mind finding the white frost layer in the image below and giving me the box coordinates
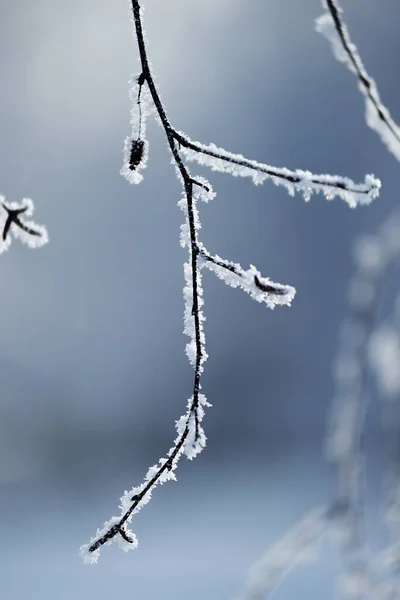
[316,2,400,162]
[177,132,380,208]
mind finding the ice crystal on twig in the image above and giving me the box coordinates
[81,0,380,562]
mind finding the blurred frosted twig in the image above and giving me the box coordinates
[0,196,48,252]
[238,500,388,600]
[238,507,328,600]
[367,237,400,596]
[238,287,400,599]
[316,0,400,161]
[328,211,400,598]
[80,0,380,563]
[315,2,400,594]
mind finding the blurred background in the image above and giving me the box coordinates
[0,0,400,597]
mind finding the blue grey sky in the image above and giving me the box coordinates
[1,1,400,598]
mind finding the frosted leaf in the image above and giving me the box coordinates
[176,132,380,207]
[316,1,400,162]
[0,197,48,252]
[369,326,400,399]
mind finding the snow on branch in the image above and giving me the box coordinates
[80,0,380,563]
[0,196,48,252]
[316,0,400,162]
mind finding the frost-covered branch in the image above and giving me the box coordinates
[316,0,400,161]
[80,0,380,563]
[0,196,48,252]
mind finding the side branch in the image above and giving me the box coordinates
[198,245,295,309]
[0,197,48,252]
[174,130,380,208]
